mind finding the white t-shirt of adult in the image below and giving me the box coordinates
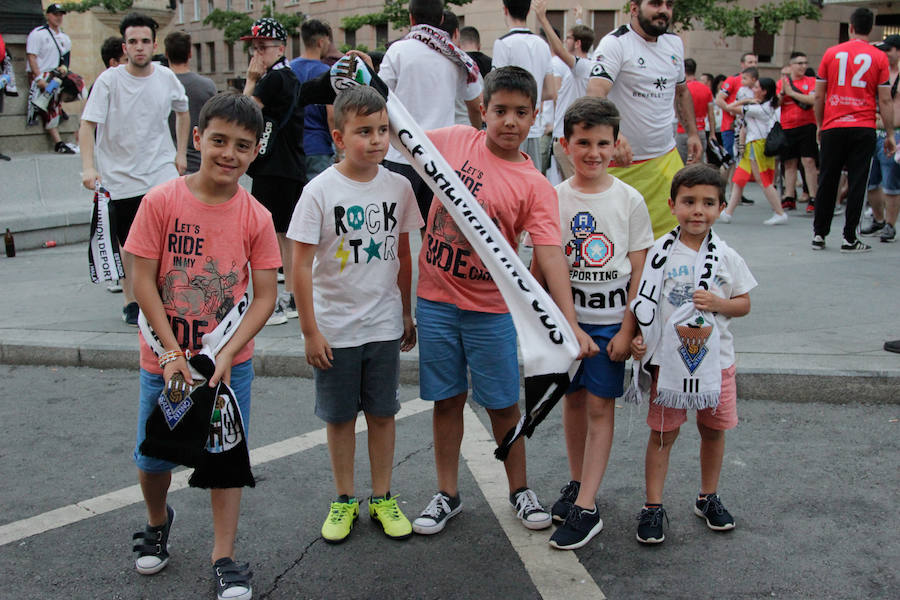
[556,177,653,325]
[379,38,483,165]
[492,29,553,139]
[654,240,757,369]
[743,102,777,143]
[552,57,597,140]
[81,64,189,200]
[286,165,424,348]
[592,25,685,160]
[25,25,71,73]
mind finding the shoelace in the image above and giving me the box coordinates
[421,493,451,520]
[702,495,726,516]
[374,497,403,521]
[638,507,668,528]
[514,489,544,519]
[560,481,579,502]
[328,503,352,524]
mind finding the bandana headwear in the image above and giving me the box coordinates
[403,24,480,84]
[625,227,724,410]
[240,17,287,42]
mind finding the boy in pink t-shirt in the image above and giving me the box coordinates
[124,93,280,600]
[412,66,596,536]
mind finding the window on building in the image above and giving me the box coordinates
[752,17,774,63]
[207,42,216,73]
[225,0,231,9]
[544,10,565,40]
[193,0,200,21]
[291,34,301,59]
[207,0,214,16]
[592,10,616,39]
[245,0,252,12]
[838,23,849,44]
[345,29,356,48]
[177,0,184,24]
[194,43,203,72]
[226,42,234,72]
[376,23,388,48]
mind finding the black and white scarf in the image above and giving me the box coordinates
[138,294,255,488]
[88,184,125,284]
[404,24,480,84]
[625,227,723,410]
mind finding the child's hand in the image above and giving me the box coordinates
[163,355,193,388]
[401,315,417,352]
[304,331,334,370]
[606,330,632,362]
[246,54,265,83]
[631,335,647,361]
[209,349,234,387]
[693,289,723,313]
[575,327,600,359]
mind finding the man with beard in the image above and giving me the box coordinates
[588,0,701,237]
[80,13,189,325]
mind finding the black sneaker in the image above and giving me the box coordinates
[636,505,668,544]
[840,238,872,254]
[549,504,603,550]
[212,557,252,600]
[510,487,552,530]
[861,220,886,236]
[54,141,75,154]
[123,301,139,326]
[694,493,735,531]
[740,195,755,205]
[551,480,580,523]
[132,505,175,575]
[413,491,461,535]
[884,340,900,354]
[811,235,825,250]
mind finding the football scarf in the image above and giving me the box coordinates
[404,24,481,84]
[88,184,125,284]
[330,57,581,461]
[138,294,255,488]
[625,227,723,410]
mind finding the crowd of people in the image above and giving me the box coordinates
[44,1,897,598]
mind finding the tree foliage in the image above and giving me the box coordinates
[670,0,821,38]
[342,0,473,33]
[59,0,133,13]
[204,6,305,45]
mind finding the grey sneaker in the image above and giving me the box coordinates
[280,293,298,319]
[861,220,885,236]
[880,223,896,243]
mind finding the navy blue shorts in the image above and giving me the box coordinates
[567,323,625,399]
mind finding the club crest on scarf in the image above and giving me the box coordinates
[675,314,711,374]
[207,391,244,454]
[157,382,193,431]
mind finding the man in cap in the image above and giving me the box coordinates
[241,18,305,325]
[862,34,900,243]
[26,3,75,153]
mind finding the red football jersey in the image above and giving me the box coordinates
[776,75,817,130]
[817,39,889,130]
[717,74,742,131]
[678,79,714,133]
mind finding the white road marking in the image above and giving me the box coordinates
[1,398,605,599]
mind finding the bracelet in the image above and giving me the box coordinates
[158,350,185,368]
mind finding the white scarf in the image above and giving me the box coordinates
[88,184,125,284]
[404,24,481,84]
[625,227,723,409]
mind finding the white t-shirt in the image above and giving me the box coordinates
[655,240,757,369]
[81,65,188,200]
[556,177,654,325]
[379,38,482,165]
[25,25,71,73]
[286,165,424,348]
[742,102,777,143]
[592,25,685,160]
[552,57,597,140]
[492,29,553,139]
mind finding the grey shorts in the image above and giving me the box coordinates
[314,338,402,423]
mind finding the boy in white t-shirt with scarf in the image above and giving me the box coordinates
[629,164,757,545]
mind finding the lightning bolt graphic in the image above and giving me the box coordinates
[335,237,350,272]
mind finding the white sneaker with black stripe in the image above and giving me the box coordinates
[840,238,872,254]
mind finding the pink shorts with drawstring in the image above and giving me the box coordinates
[646,364,738,433]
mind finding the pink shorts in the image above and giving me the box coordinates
[646,364,738,433]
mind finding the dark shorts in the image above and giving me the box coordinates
[313,339,402,423]
[113,195,144,247]
[251,176,305,233]
[567,323,626,399]
[383,160,432,228]
[781,123,818,160]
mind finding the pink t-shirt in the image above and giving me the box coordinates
[417,126,561,313]
[124,177,282,374]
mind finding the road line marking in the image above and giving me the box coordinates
[461,405,605,600]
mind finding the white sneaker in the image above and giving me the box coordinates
[279,293,298,319]
[718,212,732,224]
[265,303,287,326]
[107,281,123,293]
[763,212,788,226]
[413,492,462,535]
[510,488,551,530]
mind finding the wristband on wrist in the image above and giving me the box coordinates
[158,350,185,368]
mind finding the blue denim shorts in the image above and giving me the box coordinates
[134,360,254,473]
[867,131,900,195]
[567,323,626,399]
[416,297,519,410]
[314,338,401,423]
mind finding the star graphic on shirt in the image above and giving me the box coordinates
[363,238,382,263]
[654,77,667,90]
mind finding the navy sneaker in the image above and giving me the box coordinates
[132,505,175,575]
[551,480,580,523]
[636,505,668,544]
[212,557,252,600]
[694,493,735,531]
[549,504,603,550]
[413,491,461,535]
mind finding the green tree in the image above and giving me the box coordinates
[669,0,820,38]
[204,6,305,45]
[59,0,133,13]
[341,0,474,34]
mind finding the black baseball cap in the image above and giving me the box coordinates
[876,34,900,51]
[46,4,67,14]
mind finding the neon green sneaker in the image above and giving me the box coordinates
[369,494,412,540]
[321,497,359,544]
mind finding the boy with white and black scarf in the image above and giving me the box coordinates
[628,164,757,544]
